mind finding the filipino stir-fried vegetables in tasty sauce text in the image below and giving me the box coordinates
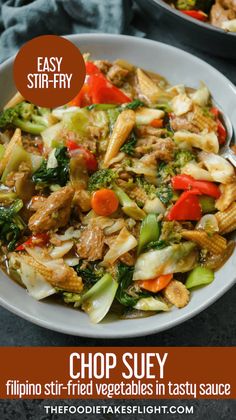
[0,55,235,323]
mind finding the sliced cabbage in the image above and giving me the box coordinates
[127,158,158,178]
[199,151,235,184]
[135,108,164,125]
[9,254,56,300]
[190,82,210,107]
[41,122,63,149]
[134,297,169,312]
[171,93,192,116]
[181,162,213,181]
[143,197,166,214]
[174,131,219,154]
[133,242,197,281]
[47,149,58,169]
[81,273,118,323]
[50,241,74,259]
[53,227,81,241]
[103,227,137,266]
[52,106,80,119]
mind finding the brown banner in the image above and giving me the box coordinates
[0,347,234,399]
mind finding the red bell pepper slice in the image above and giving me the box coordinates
[181,10,208,21]
[88,73,131,105]
[69,84,92,107]
[85,61,101,75]
[167,189,202,221]
[216,119,227,145]
[210,107,227,145]
[171,174,221,199]
[16,233,49,251]
[66,140,98,172]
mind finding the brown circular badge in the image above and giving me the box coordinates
[14,35,86,108]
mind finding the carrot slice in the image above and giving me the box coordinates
[138,274,173,293]
[91,189,119,216]
[150,118,163,128]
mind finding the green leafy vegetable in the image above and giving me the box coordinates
[0,199,25,251]
[88,169,118,192]
[122,100,144,110]
[81,273,118,323]
[185,266,214,289]
[116,263,148,307]
[138,214,161,255]
[74,261,104,288]
[145,240,167,251]
[113,184,145,220]
[120,132,137,156]
[0,102,54,134]
[32,147,69,187]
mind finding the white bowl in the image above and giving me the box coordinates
[0,34,236,338]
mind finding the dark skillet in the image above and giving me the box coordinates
[136,0,236,59]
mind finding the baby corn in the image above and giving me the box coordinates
[0,128,22,175]
[192,106,217,132]
[216,183,236,212]
[136,68,163,104]
[181,229,227,254]
[215,202,236,234]
[18,253,83,293]
[103,109,135,167]
[163,280,190,308]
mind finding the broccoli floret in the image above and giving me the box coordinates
[0,107,19,128]
[0,199,25,251]
[0,102,53,135]
[160,221,182,244]
[174,150,195,169]
[120,132,137,156]
[88,169,118,192]
[63,292,82,307]
[156,185,173,205]
[136,177,157,199]
[157,162,176,183]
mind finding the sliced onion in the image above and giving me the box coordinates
[196,214,219,234]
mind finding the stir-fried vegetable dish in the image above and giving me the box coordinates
[0,55,235,323]
[166,1,236,32]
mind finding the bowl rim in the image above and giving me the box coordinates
[0,33,236,338]
[147,0,236,38]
